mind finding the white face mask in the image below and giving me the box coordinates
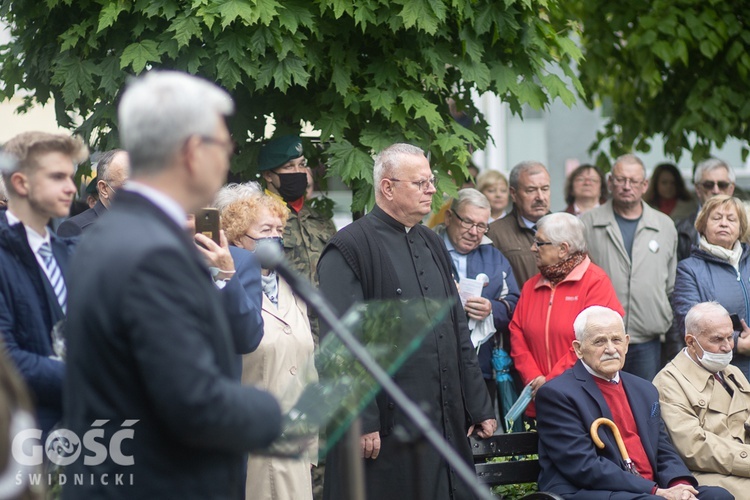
[694,337,733,373]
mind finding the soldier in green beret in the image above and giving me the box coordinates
[258,134,336,346]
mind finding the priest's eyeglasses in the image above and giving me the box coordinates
[388,176,437,192]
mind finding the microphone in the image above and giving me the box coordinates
[254,241,328,316]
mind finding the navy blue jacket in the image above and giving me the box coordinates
[0,209,73,432]
[673,243,750,377]
[536,361,697,498]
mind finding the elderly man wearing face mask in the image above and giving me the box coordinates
[655,302,750,499]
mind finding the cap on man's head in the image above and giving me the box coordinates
[257,135,303,171]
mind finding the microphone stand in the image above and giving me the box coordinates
[257,245,493,500]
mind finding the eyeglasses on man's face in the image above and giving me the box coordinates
[699,180,732,191]
[199,135,236,159]
[450,210,489,233]
[610,176,645,187]
[388,176,437,193]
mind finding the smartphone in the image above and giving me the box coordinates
[194,208,221,245]
[730,313,742,332]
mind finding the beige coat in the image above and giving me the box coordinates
[654,350,750,498]
[580,200,677,343]
[243,276,317,500]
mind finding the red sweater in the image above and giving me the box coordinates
[510,258,624,416]
[594,377,654,480]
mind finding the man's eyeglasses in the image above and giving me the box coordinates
[699,180,732,191]
[611,176,645,187]
[388,176,437,193]
[450,210,489,233]
[532,239,555,248]
[199,136,236,159]
[104,181,118,194]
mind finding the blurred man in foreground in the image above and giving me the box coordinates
[63,71,281,499]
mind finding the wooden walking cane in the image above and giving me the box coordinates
[590,417,640,476]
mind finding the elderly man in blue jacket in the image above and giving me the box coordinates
[437,187,520,406]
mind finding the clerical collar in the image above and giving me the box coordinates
[581,360,620,383]
[372,204,413,233]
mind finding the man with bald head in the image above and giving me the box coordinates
[317,143,495,500]
[536,306,732,500]
[581,154,677,381]
[58,149,129,236]
[655,302,750,499]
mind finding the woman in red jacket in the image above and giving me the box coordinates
[510,212,623,417]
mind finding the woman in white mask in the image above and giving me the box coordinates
[222,193,317,500]
[672,195,750,378]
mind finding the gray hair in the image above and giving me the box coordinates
[118,71,234,175]
[508,161,547,191]
[213,181,263,214]
[693,158,735,184]
[450,188,490,212]
[0,175,6,203]
[373,143,426,190]
[535,212,587,253]
[684,301,730,338]
[612,154,646,177]
[95,149,126,183]
[574,306,625,341]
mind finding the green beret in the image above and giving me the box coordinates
[257,135,304,171]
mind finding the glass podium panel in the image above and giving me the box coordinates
[261,298,452,458]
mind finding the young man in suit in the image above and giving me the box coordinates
[63,71,281,499]
[536,305,732,500]
[0,133,87,433]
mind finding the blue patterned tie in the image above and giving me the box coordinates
[38,242,67,313]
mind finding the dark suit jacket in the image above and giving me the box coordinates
[57,200,107,237]
[62,191,281,500]
[0,210,72,432]
[536,361,696,499]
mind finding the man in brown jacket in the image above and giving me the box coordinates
[655,301,750,499]
[486,161,551,286]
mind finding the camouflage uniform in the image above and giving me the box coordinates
[282,202,336,344]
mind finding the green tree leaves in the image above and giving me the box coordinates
[567,0,750,163]
[120,40,161,73]
[0,0,582,212]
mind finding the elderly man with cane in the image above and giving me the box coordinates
[535,306,732,499]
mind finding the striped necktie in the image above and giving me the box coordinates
[38,242,67,313]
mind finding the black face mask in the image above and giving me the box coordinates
[274,172,308,203]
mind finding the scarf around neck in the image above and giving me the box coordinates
[699,235,742,271]
[539,251,586,286]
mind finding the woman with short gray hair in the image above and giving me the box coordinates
[509,212,623,419]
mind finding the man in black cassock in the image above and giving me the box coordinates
[317,143,496,500]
